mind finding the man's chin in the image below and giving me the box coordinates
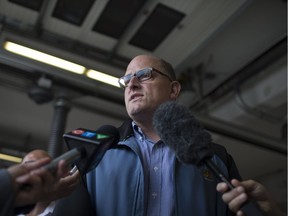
[128,106,146,117]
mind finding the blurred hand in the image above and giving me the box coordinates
[7,157,51,206]
[41,169,81,202]
[11,158,72,206]
[216,179,284,216]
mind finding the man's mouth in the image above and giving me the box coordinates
[130,93,143,101]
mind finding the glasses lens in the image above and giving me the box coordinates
[137,68,152,81]
[118,68,153,88]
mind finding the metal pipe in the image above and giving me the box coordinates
[196,114,287,155]
[47,97,71,158]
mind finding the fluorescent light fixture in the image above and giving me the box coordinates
[86,69,120,88]
[3,41,121,88]
[0,153,22,163]
[4,41,86,74]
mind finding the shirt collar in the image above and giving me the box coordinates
[132,121,162,145]
[132,121,144,138]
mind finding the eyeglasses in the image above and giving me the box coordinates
[118,67,173,89]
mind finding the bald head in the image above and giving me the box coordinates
[127,54,177,81]
[22,149,51,164]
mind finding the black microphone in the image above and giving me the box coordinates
[63,124,120,175]
[152,101,265,216]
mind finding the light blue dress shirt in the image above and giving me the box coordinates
[132,122,175,216]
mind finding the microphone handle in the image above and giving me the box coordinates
[204,159,265,216]
[204,159,234,189]
[43,148,82,172]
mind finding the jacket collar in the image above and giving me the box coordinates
[118,118,134,141]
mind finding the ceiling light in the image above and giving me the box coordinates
[4,41,86,74]
[86,69,120,88]
[0,153,22,163]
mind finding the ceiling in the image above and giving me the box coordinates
[0,0,287,210]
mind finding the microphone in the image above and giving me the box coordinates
[63,124,120,175]
[152,101,265,216]
[152,101,213,166]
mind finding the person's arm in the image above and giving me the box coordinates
[0,169,17,216]
[216,179,284,216]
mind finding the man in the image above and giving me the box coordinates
[0,153,67,216]
[217,179,285,216]
[17,150,80,216]
[84,54,241,216]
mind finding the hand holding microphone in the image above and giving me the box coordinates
[152,101,266,216]
[15,124,119,206]
[217,179,285,216]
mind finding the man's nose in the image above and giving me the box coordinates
[127,75,140,88]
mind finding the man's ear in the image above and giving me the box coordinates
[170,81,181,100]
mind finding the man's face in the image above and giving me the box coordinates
[123,55,175,120]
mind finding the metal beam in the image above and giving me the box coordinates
[196,114,287,155]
